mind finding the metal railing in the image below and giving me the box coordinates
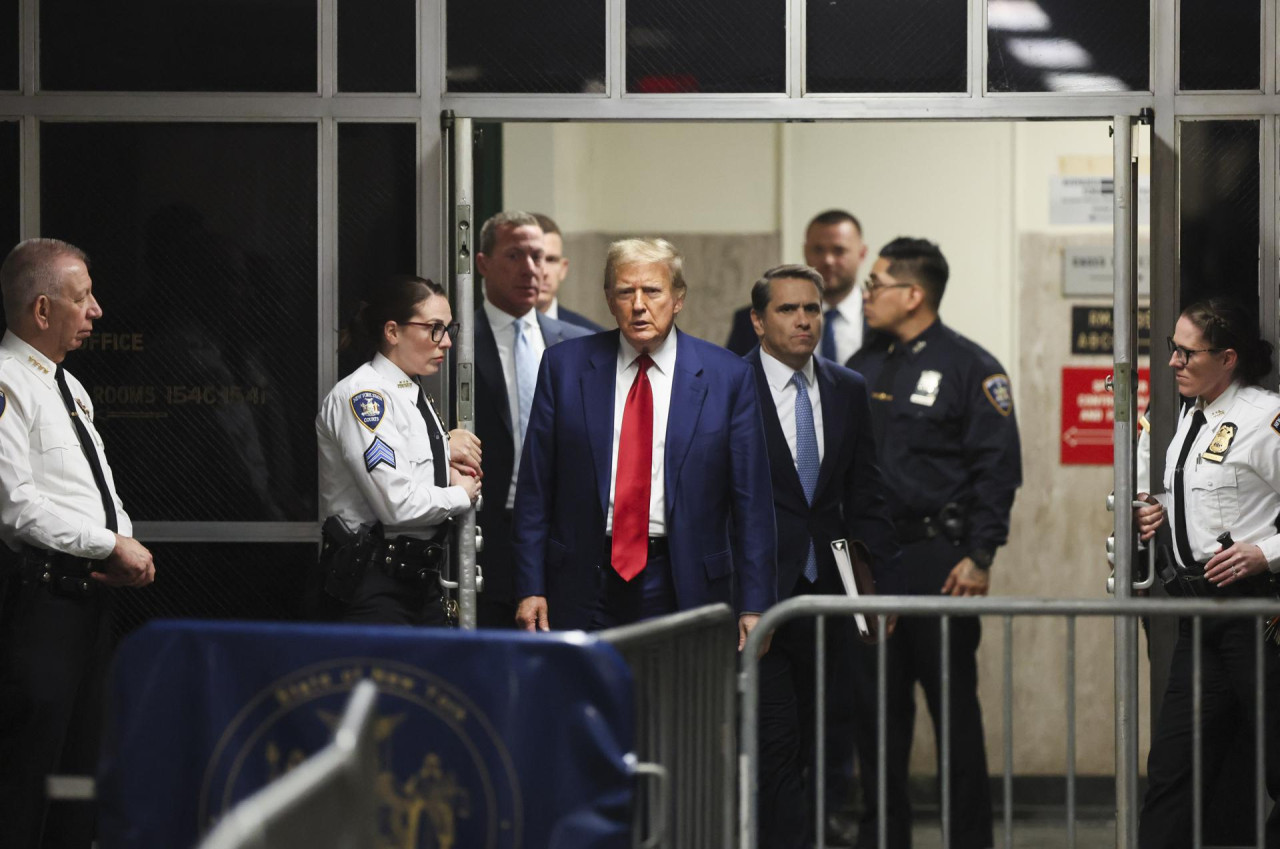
[739,595,1280,849]
[600,603,738,849]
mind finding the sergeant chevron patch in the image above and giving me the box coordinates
[364,436,396,472]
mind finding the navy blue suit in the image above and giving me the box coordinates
[554,305,605,333]
[748,349,901,848]
[513,329,778,631]
[472,307,591,627]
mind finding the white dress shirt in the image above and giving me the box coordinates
[544,298,560,320]
[759,349,825,468]
[483,300,546,508]
[316,353,469,539]
[606,330,677,536]
[0,331,131,559]
[828,290,865,364]
[1157,381,1280,569]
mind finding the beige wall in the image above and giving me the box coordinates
[504,120,1146,775]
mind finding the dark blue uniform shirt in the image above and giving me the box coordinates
[848,319,1022,557]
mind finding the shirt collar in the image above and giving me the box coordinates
[888,318,942,357]
[544,298,559,320]
[760,348,816,392]
[619,326,678,376]
[370,352,418,392]
[483,299,538,334]
[1,331,57,386]
[829,291,863,322]
[1198,381,1241,419]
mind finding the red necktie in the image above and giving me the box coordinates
[612,354,654,581]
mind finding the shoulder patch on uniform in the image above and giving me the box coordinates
[364,436,396,472]
[1270,411,1280,437]
[0,388,6,420]
[982,374,1014,416]
[349,390,386,432]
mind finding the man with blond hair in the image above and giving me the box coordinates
[513,237,777,639]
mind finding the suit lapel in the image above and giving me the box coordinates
[750,350,806,504]
[581,331,620,518]
[813,358,846,499]
[665,330,708,511]
[474,310,512,437]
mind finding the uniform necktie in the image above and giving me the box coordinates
[417,386,449,488]
[792,371,820,582]
[612,354,654,582]
[513,319,538,442]
[1173,408,1207,569]
[821,309,838,361]
[54,365,118,532]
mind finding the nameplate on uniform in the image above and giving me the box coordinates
[909,370,942,406]
[1200,421,1237,463]
[349,390,386,432]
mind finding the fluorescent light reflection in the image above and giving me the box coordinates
[1044,72,1129,92]
[1007,38,1092,70]
[987,0,1051,32]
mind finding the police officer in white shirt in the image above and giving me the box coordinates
[0,238,155,849]
[315,275,480,626]
[1134,298,1280,848]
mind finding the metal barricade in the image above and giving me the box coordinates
[599,603,738,849]
[739,595,1280,849]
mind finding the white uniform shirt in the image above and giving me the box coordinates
[483,300,546,509]
[828,290,865,364]
[759,349,826,467]
[1157,382,1280,569]
[316,353,469,539]
[606,330,677,537]
[0,331,130,559]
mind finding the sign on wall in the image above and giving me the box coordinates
[1061,367,1150,465]
[1062,245,1150,296]
[1049,175,1150,225]
[1070,305,1151,355]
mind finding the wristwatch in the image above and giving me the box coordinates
[969,547,995,570]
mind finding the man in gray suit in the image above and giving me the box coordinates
[474,211,591,627]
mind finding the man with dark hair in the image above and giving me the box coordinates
[0,238,155,849]
[849,237,1022,849]
[532,213,604,333]
[726,209,870,359]
[474,212,591,628]
[745,263,901,849]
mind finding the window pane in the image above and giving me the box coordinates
[339,0,415,93]
[987,0,1148,93]
[808,0,966,93]
[1180,0,1260,91]
[0,0,15,90]
[111,543,314,638]
[627,0,784,93]
[0,121,18,326]
[41,122,319,522]
[447,0,605,93]
[1179,120,1259,311]
[41,0,316,92]
[338,123,417,378]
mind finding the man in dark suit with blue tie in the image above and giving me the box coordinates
[473,211,591,628]
[744,263,902,849]
[726,209,874,359]
[512,237,777,643]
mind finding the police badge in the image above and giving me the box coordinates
[910,370,942,406]
[1200,422,1237,463]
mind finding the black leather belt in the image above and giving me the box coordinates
[5,547,100,598]
[894,515,947,545]
[605,536,669,557]
[372,533,447,585]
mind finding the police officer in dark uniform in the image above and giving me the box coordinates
[848,237,1022,849]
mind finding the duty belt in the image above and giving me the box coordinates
[373,532,448,586]
[894,503,966,545]
[3,546,100,598]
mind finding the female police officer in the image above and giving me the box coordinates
[1135,298,1280,847]
[314,275,480,625]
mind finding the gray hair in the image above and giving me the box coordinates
[479,211,541,257]
[0,238,89,320]
[603,238,686,293]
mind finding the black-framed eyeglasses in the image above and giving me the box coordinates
[861,278,914,298]
[402,320,459,343]
[1166,336,1221,364]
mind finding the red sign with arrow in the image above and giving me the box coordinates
[1061,366,1150,465]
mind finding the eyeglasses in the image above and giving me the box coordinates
[1166,336,1221,365]
[401,321,459,343]
[861,278,914,298]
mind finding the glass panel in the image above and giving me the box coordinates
[627,0,784,93]
[40,122,319,522]
[338,0,415,93]
[1179,0,1260,91]
[111,543,315,637]
[808,0,966,93]
[41,0,316,92]
[0,0,16,90]
[446,0,605,93]
[1179,120,1259,311]
[337,123,417,379]
[0,121,19,327]
[987,0,1148,92]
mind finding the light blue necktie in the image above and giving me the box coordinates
[792,370,820,582]
[821,308,838,361]
[513,319,538,441]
